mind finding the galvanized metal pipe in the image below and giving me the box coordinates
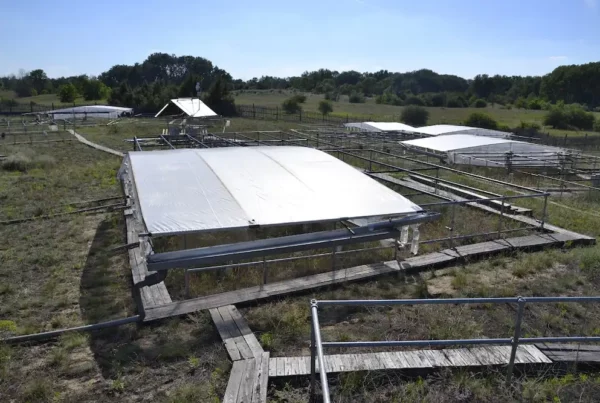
[311,301,331,403]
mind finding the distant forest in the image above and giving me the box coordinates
[1,53,600,114]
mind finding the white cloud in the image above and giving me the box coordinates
[584,0,597,9]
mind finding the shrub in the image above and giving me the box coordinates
[324,91,339,101]
[1,153,31,172]
[528,99,543,110]
[430,93,447,107]
[30,89,38,97]
[543,105,596,130]
[348,91,365,103]
[594,120,600,132]
[58,83,78,103]
[376,92,403,106]
[291,94,306,103]
[519,121,541,131]
[318,100,333,116]
[446,97,465,108]
[404,96,425,106]
[464,112,498,129]
[401,105,429,126]
[473,99,487,108]
[282,97,301,114]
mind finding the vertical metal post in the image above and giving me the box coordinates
[540,195,548,230]
[262,256,268,285]
[369,149,373,172]
[310,303,317,400]
[310,300,330,403]
[184,269,190,298]
[498,197,505,240]
[449,203,456,249]
[506,297,526,385]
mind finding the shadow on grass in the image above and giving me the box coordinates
[79,216,225,380]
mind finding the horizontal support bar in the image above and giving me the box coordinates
[316,296,600,307]
[147,212,439,271]
[322,338,512,348]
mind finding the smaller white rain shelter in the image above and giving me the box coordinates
[43,105,133,120]
[402,134,569,168]
[155,98,217,118]
[414,125,511,138]
[344,122,416,133]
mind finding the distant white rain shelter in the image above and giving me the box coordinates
[414,124,511,138]
[119,146,422,236]
[402,134,569,168]
[155,98,218,118]
[43,105,133,120]
[344,122,416,133]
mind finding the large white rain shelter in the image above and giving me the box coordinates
[344,122,416,133]
[44,105,133,120]
[155,98,217,118]
[120,146,422,236]
[414,124,511,138]
[402,134,569,167]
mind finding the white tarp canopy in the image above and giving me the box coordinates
[120,146,422,235]
[44,105,133,119]
[402,134,568,167]
[155,98,217,118]
[415,125,511,138]
[345,121,415,132]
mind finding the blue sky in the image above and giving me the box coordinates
[1,0,599,79]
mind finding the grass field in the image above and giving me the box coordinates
[2,117,600,401]
[0,89,107,108]
[233,90,600,137]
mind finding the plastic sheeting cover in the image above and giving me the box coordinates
[415,125,511,138]
[155,98,217,118]
[123,146,422,235]
[344,121,415,132]
[402,134,514,152]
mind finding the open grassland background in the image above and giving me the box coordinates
[3,118,600,401]
[234,90,600,137]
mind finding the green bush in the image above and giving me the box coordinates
[348,91,365,103]
[543,105,596,130]
[401,105,429,126]
[464,112,498,129]
[519,121,541,131]
[375,92,403,106]
[324,91,339,101]
[318,100,333,116]
[58,83,77,103]
[594,120,600,132]
[473,99,487,108]
[446,97,466,108]
[528,99,543,110]
[292,94,306,103]
[282,97,302,114]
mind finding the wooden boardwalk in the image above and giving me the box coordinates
[223,352,270,403]
[68,129,124,157]
[209,305,269,403]
[144,231,586,321]
[210,305,264,361]
[268,345,552,377]
[535,343,600,363]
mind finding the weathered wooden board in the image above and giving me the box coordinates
[267,345,552,377]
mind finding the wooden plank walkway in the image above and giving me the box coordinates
[223,352,270,403]
[68,129,124,157]
[535,343,600,363]
[209,305,264,361]
[268,345,552,377]
[143,230,585,321]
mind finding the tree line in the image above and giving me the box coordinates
[1,53,600,114]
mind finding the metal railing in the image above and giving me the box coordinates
[310,296,600,403]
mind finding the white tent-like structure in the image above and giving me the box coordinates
[344,122,416,133]
[120,146,422,236]
[43,105,133,120]
[155,98,218,118]
[414,124,511,139]
[402,134,569,167]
